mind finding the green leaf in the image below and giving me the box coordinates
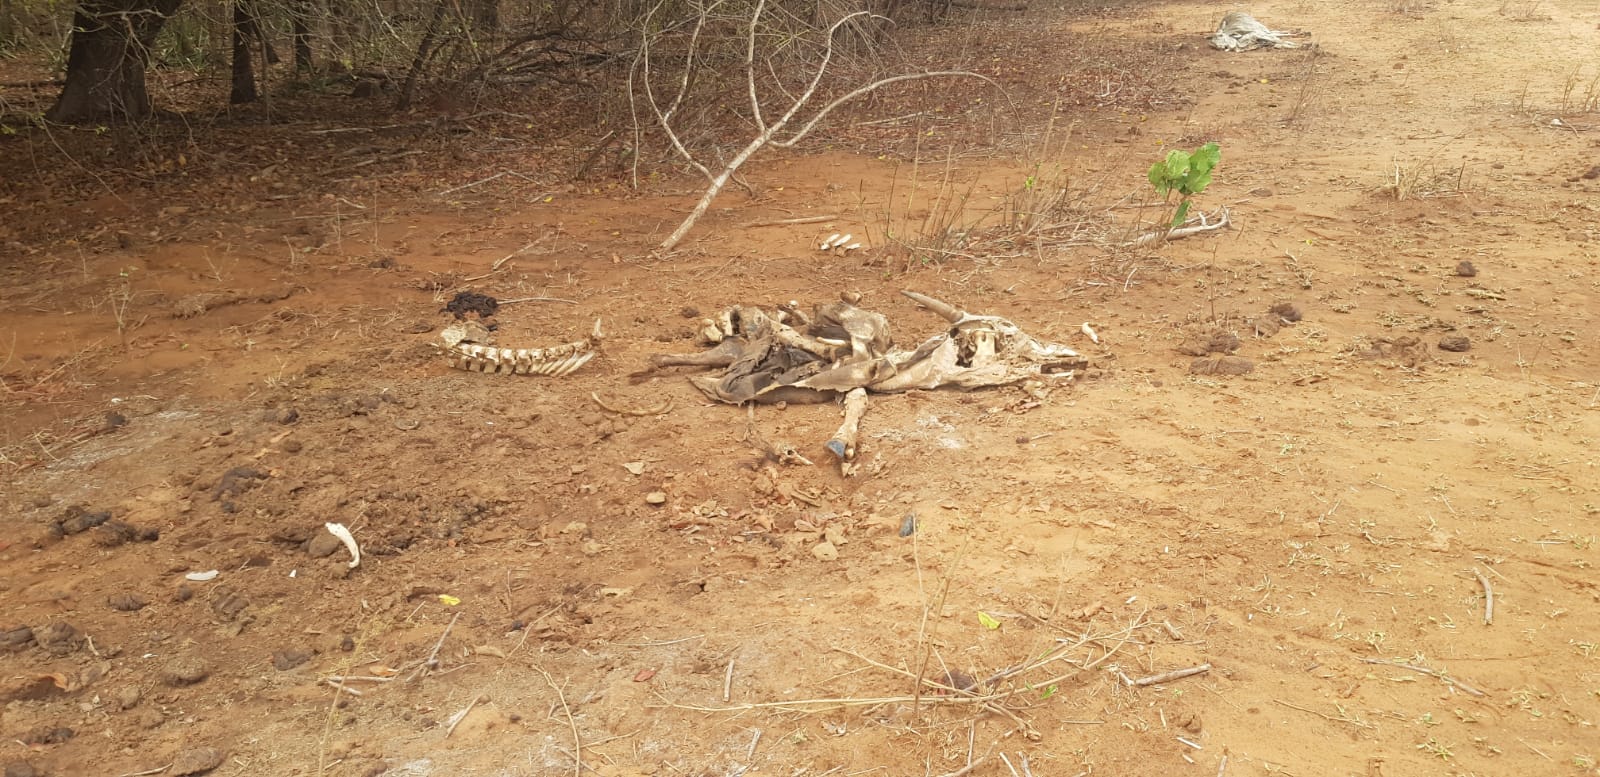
[977,611,1001,630]
[1170,199,1192,229]
[1039,683,1058,700]
[1148,161,1170,194]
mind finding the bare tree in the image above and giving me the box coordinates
[638,0,995,252]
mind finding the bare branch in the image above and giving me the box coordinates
[771,70,1001,148]
[745,0,767,132]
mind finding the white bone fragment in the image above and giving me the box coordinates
[185,570,219,582]
[1082,322,1099,344]
[325,522,362,569]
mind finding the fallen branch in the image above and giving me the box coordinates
[444,693,484,737]
[1129,206,1231,248]
[1130,663,1211,687]
[1360,658,1487,697]
[744,214,839,228]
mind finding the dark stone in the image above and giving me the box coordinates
[161,656,210,686]
[108,593,147,612]
[1439,335,1471,352]
[34,622,82,655]
[272,649,312,671]
[1269,302,1302,322]
[1455,260,1477,277]
[4,761,39,777]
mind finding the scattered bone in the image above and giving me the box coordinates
[324,522,361,569]
[437,319,602,376]
[826,387,869,468]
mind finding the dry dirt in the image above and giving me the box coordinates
[3,1,1600,776]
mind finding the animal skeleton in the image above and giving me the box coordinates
[437,319,602,376]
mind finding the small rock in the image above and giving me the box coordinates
[812,542,839,561]
[1189,356,1255,376]
[306,529,344,558]
[20,726,72,745]
[117,686,142,710]
[4,762,38,777]
[108,593,147,612]
[170,746,226,775]
[137,709,165,729]
[1455,260,1477,277]
[281,439,303,453]
[0,626,34,651]
[644,492,667,505]
[1438,335,1471,352]
[1269,302,1302,322]
[272,649,312,671]
[103,411,128,430]
[94,520,157,546]
[34,622,82,655]
[175,584,194,603]
[161,656,210,686]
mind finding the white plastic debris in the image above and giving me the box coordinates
[325,522,362,569]
[185,570,219,582]
[1081,322,1100,344]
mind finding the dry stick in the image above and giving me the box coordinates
[935,756,988,777]
[416,612,461,680]
[1359,658,1487,697]
[499,296,578,305]
[534,664,581,777]
[1131,663,1212,687]
[1474,567,1495,625]
[744,214,840,228]
[444,693,485,738]
[723,656,736,703]
[115,765,173,777]
[1217,753,1228,777]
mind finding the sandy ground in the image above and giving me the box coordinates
[2,1,1599,776]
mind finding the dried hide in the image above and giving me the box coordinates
[1210,11,1302,51]
[655,291,1086,405]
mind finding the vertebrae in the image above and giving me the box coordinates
[438,319,602,376]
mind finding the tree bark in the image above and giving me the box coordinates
[291,0,313,73]
[47,0,185,123]
[230,0,258,103]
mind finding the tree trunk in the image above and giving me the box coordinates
[230,0,258,103]
[47,0,185,123]
[0,0,17,50]
[291,0,313,72]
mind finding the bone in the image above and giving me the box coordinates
[825,387,869,465]
[900,290,966,323]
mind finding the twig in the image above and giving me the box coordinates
[323,678,364,696]
[499,296,578,305]
[723,656,736,702]
[493,242,538,271]
[444,693,485,738]
[437,171,538,197]
[414,612,460,680]
[935,757,987,777]
[115,765,172,777]
[1473,567,1494,625]
[1129,206,1232,248]
[1217,753,1228,777]
[1360,658,1487,697]
[535,665,582,777]
[744,214,839,227]
[1131,663,1211,687]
